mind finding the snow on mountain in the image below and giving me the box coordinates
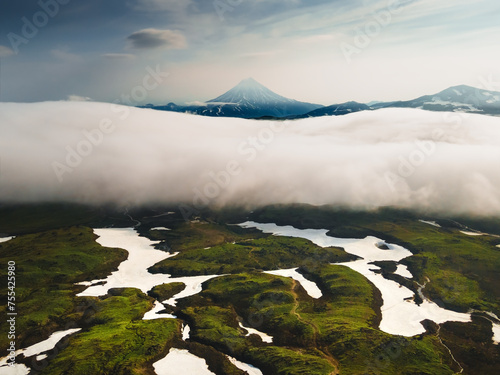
[146,78,322,119]
[143,82,500,119]
[201,78,321,118]
[374,85,500,116]
[207,78,295,106]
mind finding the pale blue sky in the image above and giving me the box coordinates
[1,0,499,105]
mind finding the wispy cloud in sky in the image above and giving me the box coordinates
[127,28,187,50]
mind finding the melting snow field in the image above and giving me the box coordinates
[238,322,273,343]
[493,323,500,344]
[142,301,176,320]
[0,362,29,375]
[77,229,221,309]
[264,268,322,298]
[162,275,221,306]
[460,231,483,236]
[0,329,81,374]
[0,236,14,243]
[239,221,472,337]
[72,228,222,373]
[226,355,263,375]
[76,228,175,296]
[182,324,191,341]
[419,220,441,227]
[153,348,214,375]
[394,264,413,278]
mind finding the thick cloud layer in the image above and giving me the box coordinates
[1,101,500,215]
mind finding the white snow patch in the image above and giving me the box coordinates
[239,221,471,337]
[182,324,190,341]
[143,300,176,320]
[77,229,222,310]
[238,322,273,343]
[76,279,107,287]
[0,363,30,375]
[226,355,263,375]
[264,268,322,298]
[21,329,81,358]
[36,354,47,361]
[460,231,483,236]
[485,94,500,103]
[394,264,413,278]
[163,275,221,306]
[151,227,171,231]
[492,323,500,344]
[419,220,441,228]
[153,348,214,375]
[0,236,14,243]
[430,98,479,111]
[338,259,470,336]
[0,328,81,372]
[77,228,178,296]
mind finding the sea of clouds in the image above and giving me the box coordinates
[1,101,499,216]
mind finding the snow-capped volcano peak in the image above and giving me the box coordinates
[207,77,291,105]
[200,78,321,117]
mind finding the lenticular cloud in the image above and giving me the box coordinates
[1,101,500,215]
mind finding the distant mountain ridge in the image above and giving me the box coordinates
[372,85,500,116]
[143,81,500,119]
[144,78,321,118]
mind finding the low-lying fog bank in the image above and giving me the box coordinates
[1,102,500,216]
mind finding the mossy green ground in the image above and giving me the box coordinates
[0,226,127,352]
[150,228,356,276]
[147,282,185,301]
[247,205,500,316]
[179,269,457,375]
[1,203,499,374]
[40,288,181,375]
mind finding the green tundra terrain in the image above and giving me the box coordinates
[0,203,499,374]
